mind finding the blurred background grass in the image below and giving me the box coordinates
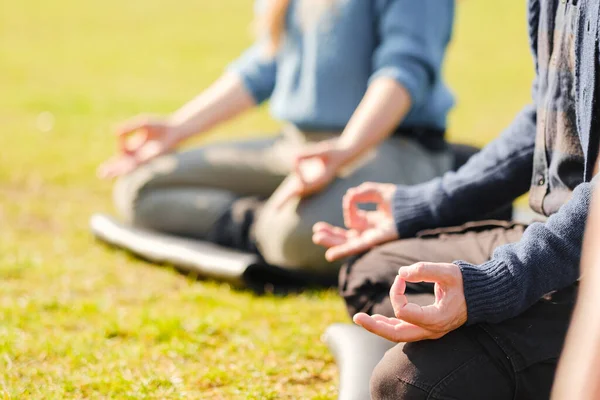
[0,0,533,398]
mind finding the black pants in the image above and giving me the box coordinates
[339,220,577,400]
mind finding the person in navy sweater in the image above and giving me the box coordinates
[98,0,456,278]
[314,0,600,398]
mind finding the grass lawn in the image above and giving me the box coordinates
[0,0,533,398]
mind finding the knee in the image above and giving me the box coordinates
[112,172,139,223]
[254,205,333,272]
[338,249,380,289]
[370,345,428,400]
[254,208,315,267]
[338,243,408,317]
[112,162,163,225]
[338,254,373,317]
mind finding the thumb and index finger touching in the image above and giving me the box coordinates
[98,118,156,179]
[342,183,389,230]
[390,262,458,326]
[277,144,334,207]
[115,117,157,154]
[398,262,456,284]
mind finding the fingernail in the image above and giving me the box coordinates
[398,267,407,277]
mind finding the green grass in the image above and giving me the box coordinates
[0,0,533,398]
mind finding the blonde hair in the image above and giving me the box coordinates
[258,0,337,55]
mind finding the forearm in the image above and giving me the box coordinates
[337,77,411,162]
[552,187,600,400]
[392,105,537,237]
[552,271,600,400]
[169,73,256,141]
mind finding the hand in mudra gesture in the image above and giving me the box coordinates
[312,182,399,261]
[273,139,354,209]
[98,116,181,179]
[354,262,468,343]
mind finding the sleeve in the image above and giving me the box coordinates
[370,0,454,110]
[226,1,277,104]
[456,178,595,324]
[392,104,538,237]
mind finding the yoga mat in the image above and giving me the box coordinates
[323,323,396,400]
[90,213,334,292]
[90,213,258,287]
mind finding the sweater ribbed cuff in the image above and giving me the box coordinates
[454,260,519,325]
[392,186,435,238]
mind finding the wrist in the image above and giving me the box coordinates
[334,138,366,166]
[166,117,199,143]
[454,259,518,325]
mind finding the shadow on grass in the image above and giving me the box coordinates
[94,236,337,297]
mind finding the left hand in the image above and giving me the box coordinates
[353,262,468,342]
[274,139,353,208]
[312,182,398,261]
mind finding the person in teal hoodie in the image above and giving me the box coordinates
[98,0,456,278]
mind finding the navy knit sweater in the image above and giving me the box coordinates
[392,0,600,324]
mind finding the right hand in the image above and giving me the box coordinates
[272,139,354,209]
[353,262,468,342]
[312,182,399,261]
[97,115,181,179]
